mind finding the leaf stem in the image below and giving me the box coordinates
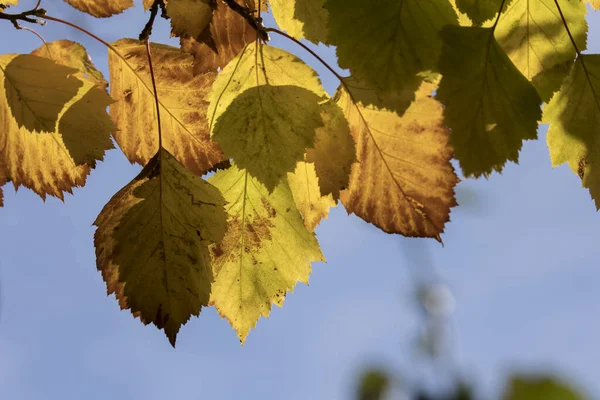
[145,38,163,150]
[139,0,167,41]
[222,0,269,41]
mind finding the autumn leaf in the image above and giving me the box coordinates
[338,80,458,240]
[305,100,355,201]
[544,55,600,208]
[585,0,600,10]
[494,0,587,101]
[454,0,511,25]
[0,52,114,199]
[2,54,82,133]
[324,0,457,112]
[165,0,216,42]
[63,0,133,17]
[31,40,108,89]
[109,39,223,175]
[287,161,336,231]
[436,26,542,177]
[208,43,327,191]
[208,164,324,342]
[0,0,18,11]
[270,0,330,44]
[94,149,227,346]
[180,1,258,74]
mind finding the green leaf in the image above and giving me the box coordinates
[212,85,324,191]
[270,0,330,44]
[545,55,600,208]
[454,0,510,25]
[208,43,327,191]
[208,164,324,342]
[1,54,82,133]
[436,26,542,177]
[94,149,227,346]
[324,0,457,110]
[502,375,584,400]
[494,0,587,101]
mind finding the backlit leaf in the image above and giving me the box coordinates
[212,85,324,191]
[94,149,227,346]
[338,81,458,240]
[585,0,600,10]
[63,0,133,17]
[325,0,457,109]
[495,0,587,101]
[208,43,327,190]
[437,26,542,177]
[287,161,336,231]
[1,54,82,133]
[165,0,216,41]
[180,1,258,74]
[305,100,355,200]
[270,0,330,44]
[109,39,223,175]
[0,54,114,199]
[208,164,324,342]
[454,0,509,25]
[31,40,108,89]
[545,55,600,208]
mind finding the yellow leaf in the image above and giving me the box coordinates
[494,0,587,101]
[270,0,330,44]
[586,0,600,10]
[142,0,154,10]
[545,55,600,208]
[208,164,324,342]
[63,0,133,17]
[1,54,82,133]
[94,149,227,346]
[109,39,223,175]
[180,1,258,73]
[306,100,356,200]
[31,40,107,89]
[0,53,114,199]
[208,43,327,191]
[338,81,458,240]
[212,85,324,191]
[0,0,18,11]
[287,161,336,231]
[165,0,216,40]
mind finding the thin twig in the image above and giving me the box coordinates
[0,6,46,29]
[139,0,166,41]
[222,0,268,41]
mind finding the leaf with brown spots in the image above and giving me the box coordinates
[338,80,458,241]
[63,0,133,17]
[208,164,324,342]
[108,39,223,175]
[94,149,227,346]
[180,0,258,74]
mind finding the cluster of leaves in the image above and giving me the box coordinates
[0,0,599,346]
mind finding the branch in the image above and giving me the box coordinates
[139,0,167,41]
[222,0,269,41]
[0,6,46,30]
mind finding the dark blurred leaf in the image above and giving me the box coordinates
[357,368,390,400]
[502,375,585,400]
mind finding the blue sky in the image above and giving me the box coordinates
[1,1,600,399]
